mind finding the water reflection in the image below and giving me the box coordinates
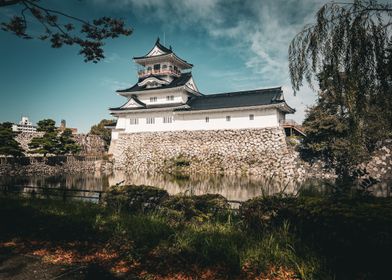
[108,171,305,201]
[0,172,389,201]
[0,173,109,201]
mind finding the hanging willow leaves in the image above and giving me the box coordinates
[289,0,392,181]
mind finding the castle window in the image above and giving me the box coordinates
[166,95,174,101]
[162,64,167,70]
[205,117,209,123]
[146,117,155,124]
[249,114,254,120]
[226,116,231,122]
[147,66,152,72]
[153,64,160,71]
[163,116,173,123]
[150,97,157,102]
[130,118,139,125]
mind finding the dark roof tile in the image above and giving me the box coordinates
[176,87,294,112]
[117,72,194,93]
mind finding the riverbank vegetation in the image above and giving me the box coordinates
[290,0,392,185]
[1,185,391,279]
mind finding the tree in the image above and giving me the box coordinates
[29,119,81,156]
[0,0,132,63]
[36,118,56,132]
[0,122,24,157]
[289,0,392,181]
[89,119,115,150]
[58,128,80,155]
[28,131,59,156]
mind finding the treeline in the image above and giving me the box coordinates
[0,118,115,157]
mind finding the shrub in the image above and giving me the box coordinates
[103,185,169,213]
[160,194,230,223]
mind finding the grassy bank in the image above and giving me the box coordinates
[1,186,391,279]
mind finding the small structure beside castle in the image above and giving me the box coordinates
[109,39,302,178]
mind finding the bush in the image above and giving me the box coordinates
[103,185,169,213]
[160,194,230,223]
[240,195,392,279]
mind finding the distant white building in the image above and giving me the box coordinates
[12,116,37,133]
[109,38,295,140]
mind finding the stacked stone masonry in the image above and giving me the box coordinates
[110,127,310,180]
[15,132,106,156]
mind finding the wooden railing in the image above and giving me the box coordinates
[280,119,306,136]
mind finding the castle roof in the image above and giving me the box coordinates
[176,87,295,113]
[133,38,193,68]
[111,86,295,114]
[117,72,196,94]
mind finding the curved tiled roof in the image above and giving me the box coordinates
[116,72,195,93]
[134,38,173,59]
[133,38,193,68]
[176,87,295,113]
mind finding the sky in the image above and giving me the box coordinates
[0,0,328,133]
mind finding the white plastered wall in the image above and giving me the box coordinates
[114,107,281,133]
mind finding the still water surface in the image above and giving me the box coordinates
[0,171,310,201]
[0,171,389,201]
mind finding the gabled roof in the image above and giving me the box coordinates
[135,38,172,58]
[133,38,193,68]
[116,72,198,94]
[176,87,295,113]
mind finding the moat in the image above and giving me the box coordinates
[0,171,330,201]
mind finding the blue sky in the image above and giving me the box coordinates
[0,0,327,132]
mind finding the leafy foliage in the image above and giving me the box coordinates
[0,0,132,63]
[57,128,81,155]
[0,122,24,157]
[89,119,115,151]
[29,119,80,156]
[289,0,392,180]
[240,195,392,279]
[36,118,56,132]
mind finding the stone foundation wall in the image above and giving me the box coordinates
[110,128,310,180]
[363,140,392,181]
[73,134,106,155]
[15,132,106,155]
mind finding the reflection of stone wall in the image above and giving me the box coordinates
[0,156,111,176]
[110,128,308,180]
[108,171,302,201]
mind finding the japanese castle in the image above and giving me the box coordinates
[109,38,295,140]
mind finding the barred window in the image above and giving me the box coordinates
[226,116,231,122]
[166,95,174,101]
[150,97,157,102]
[249,114,254,120]
[130,118,139,125]
[146,117,155,124]
[205,117,209,123]
[163,116,173,123]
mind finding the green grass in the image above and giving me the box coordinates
[0,195,328,278]
[4,190,391,279]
